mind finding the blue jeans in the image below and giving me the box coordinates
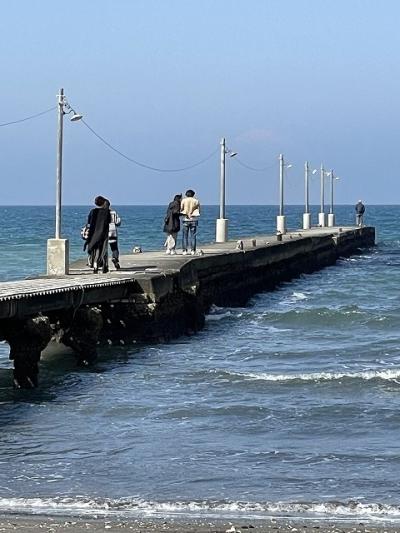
[182,220,198,252]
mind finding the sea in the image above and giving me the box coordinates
[0,204,398,524]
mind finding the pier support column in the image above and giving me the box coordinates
[302,213,311,230]
[276,215,286,235]
[318,212,326,227]
[5,316,52,388]
[216,218,228,243]
[328,213,335,227]
[47,238,69,276]
[61,307,103,365]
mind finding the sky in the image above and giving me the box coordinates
[0,0,399,205]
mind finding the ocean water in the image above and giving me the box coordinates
[0,204,398,523]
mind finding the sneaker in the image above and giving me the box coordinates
[166,249,171,255]
[112,258,121,270]
[190,250,195,255]
[182,250,188,255]
[170,250,176,255]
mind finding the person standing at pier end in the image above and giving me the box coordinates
[163,194,182,254]
[181,189,200,255]
[355,200,365,226]
[109,205,121,269]
[85,196,111,274]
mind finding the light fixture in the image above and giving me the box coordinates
[63,101,83,122]
[70,112,83,122]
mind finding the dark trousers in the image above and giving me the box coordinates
[182,220,198,252]
[89,238,109,273]
[110,240,119,261]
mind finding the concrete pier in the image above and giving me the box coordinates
[0,225,375,388]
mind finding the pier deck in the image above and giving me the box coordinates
[0,225,375,388]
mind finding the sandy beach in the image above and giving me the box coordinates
[0,516,398,533]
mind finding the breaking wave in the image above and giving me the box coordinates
[0,497,400,521]
[223,368,400,384]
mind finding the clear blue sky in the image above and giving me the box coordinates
[0,0,398,205]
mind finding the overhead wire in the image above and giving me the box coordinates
[81,119,219,173]
[0,106,57,127]
[0,105,285,176]
[234,157,277,172]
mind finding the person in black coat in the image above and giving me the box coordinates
[163,194,182,255]
[85,196,111,273]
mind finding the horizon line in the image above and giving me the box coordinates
[0,203,389,207]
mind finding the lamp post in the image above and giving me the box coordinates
[303,162,318,230]
[216,137,237,243]
[276,154,292,234]
[327,170,340,227]
[47,88,82,275]
[318,164,326,227]
[303,161,311,230]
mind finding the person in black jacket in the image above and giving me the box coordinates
[85,196,111,273]
[163,194,182,255]
[355,200,365,227]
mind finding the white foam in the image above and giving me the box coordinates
[206,311,232,321]
[292,292,308,300]
[225,368,400,383]
[0,497,399,520]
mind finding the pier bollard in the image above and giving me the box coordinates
[216,218,228,243]
[318,213,326,227]
[276,215,286,235]
[47,238,69,276]
[303,213,311,230]
[328,213,335,227]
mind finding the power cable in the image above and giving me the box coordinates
[0,106,56,127]
[81,119,219,173]
[234,157,277,172]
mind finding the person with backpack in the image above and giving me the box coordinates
[163,194,182,255]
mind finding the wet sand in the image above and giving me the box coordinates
[0,516,398,533]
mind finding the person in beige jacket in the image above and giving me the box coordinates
[181,189,200,254]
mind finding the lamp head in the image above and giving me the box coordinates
[70,112,83,122]
[229,151,237,158]
[287,164,293,169]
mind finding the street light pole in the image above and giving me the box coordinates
[276,153,286,234]
[220,137,226,219]
[216,137,228,243]
[47,87,70,276]
[55,88,64,240]
[327,169,336,227]
[303,161,311,230]
[47,88,82,275]
[318,163,326,227]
